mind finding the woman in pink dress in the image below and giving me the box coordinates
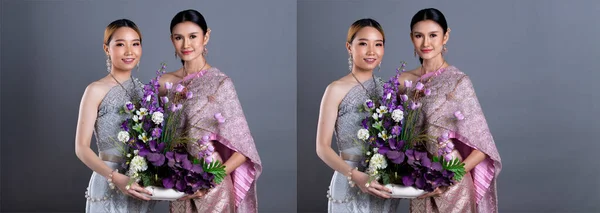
[397,8,502,213]
[158,9,262,213]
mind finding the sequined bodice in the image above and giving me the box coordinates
[94,79,143,155]
[334,77,383,153]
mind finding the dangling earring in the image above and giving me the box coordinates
[414,49,417,57]
[175,51,178,59]
[202,47,208,57]
[106,55,111,73]
[443,44,448,55]
[136,61,140,72]
[377,63,381,72]
[348,54,353,72]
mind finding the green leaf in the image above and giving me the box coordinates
[381,173,391,185]
[202,160,227,184]
[442,158,466,182]
[141,173,153,187]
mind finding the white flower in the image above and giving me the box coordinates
[373,148,379,153]
[378,130,389,140]
[391,109,404,123]
[146,95,151,102]
[368,153,388,170]
[372,113,379,120]
[376,106,388,115]
[129,155,148,173]
[133,150,139,155]
[136,108,148,119]
[132,115,139,122]
[117,131,130,143]
[357,129,370,140]
[366,151,372,156]
[138,132,150,143]
[127,154,131,158]
[386,93,392,100]
[151,111,164,124]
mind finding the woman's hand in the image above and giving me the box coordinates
[352,170,392,199]
[177,189,210,201]
[417,186,449,199]
[112,173,152,201]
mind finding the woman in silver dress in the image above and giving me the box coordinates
[315,18,401,212]
[75,19,156,212]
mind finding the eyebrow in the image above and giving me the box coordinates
[412,31,441,34]
[172,32,200,36]
[357,38,384,42]
[114,39,141,42]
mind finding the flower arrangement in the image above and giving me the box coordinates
[115,63,226,197]
[358,62,465,194]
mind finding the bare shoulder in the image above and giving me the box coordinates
[160,70,183,85]
[82,78,113,105]
[322,76,356,105]
[397,69,420,86]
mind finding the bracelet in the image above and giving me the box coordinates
[347,167,358,187]
[107,169,118,190]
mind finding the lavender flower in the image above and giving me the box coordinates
[176,84,185,93]
[410,102,422,110]
[424,89,432,96]
[415,82,424,91]
[186,91,193,99]
[404,80,413,88]
[454,111,465,120]
[165,82,173,90]
[161,96,169,104]
[365,99,374,109]
[214,113,226,123]
[400,94,408,102]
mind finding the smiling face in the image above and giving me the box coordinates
[171,21,210,63]
[104,27,142,72]
[347,26,385,72]
[410,20,449,61]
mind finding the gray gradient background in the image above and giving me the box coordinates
[0,0,296,212]
[298,1,600,212]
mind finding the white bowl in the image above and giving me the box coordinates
[383,184,426,198]
[143,186,186,201]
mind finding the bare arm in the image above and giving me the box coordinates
[462,149,486,173]
[223,152,247,175]
[74,83,117,178]
[316,83,390,198]
[74,83,151,200]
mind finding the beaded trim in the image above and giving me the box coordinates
[326,186,361,204]
[84,187,117,202]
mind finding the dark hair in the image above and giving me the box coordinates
[104,19,142,45]
[170,9,208,65]
[347,18,385,44]
[410,8,448,64]
[170,9,208,35]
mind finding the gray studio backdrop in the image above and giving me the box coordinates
[298,0,600,212]
[0,0,296,212]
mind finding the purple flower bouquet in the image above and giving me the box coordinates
[358,62,465,198]
[115,63,226,200]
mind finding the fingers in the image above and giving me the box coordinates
[367,187,391,199]
[128,188,152,201]
[369,182,392,193]
[417,188,443,199]
[177,190,207,201]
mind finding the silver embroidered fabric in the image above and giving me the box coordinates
[328,77,402,213]
[86,78,157,212]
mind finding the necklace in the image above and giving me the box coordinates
[419,60,447,83]
[109,73,137,100]
[182,61,208,88]
[351,72,377,98]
